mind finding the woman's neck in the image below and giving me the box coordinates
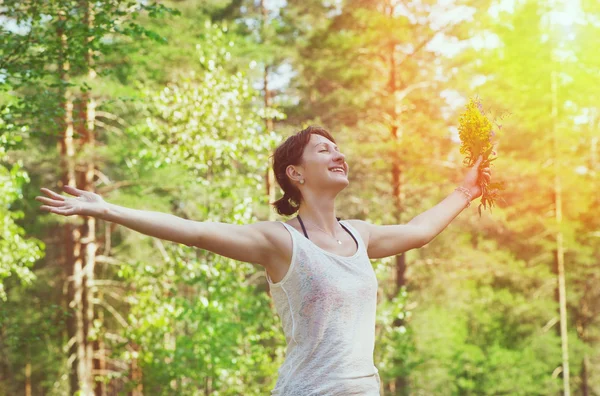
[297,198,339,235]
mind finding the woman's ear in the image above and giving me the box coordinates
[286,165,303,184]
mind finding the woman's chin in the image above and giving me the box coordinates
[333,178,350,188]
[329,172,348,180]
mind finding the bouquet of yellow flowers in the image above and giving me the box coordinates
[458,97,507,216]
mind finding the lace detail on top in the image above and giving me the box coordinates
[266,221,380,396]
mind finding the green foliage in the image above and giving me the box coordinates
[115,227,285,394]
[0,162,44,301]
[375,286,421,381]
[1,0,598,394]
[126,22,281,184]
[101,22,285,394]
[0,0,178,139]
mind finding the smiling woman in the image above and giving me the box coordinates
[270,126,348,216]
[36,125,490,396]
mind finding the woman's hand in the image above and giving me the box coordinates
[36,186,108,217]
[461,155,491,200]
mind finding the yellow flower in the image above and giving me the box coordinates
[457,97,507,216]
[458,97,494,167]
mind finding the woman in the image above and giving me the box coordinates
[36,125,490,395]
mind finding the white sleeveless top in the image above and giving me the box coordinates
[266,220,381,396]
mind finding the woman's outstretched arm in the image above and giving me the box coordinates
[35,186,283,267]
[37,186,200,247]
[100,201,203,248]
[409,155,490,243]
[357,155,491,259]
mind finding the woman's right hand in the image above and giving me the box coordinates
[36,186,108,217]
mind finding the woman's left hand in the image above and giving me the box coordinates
[461,155,492,200]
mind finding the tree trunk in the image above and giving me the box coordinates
[260,0,277,223]
[551,69,570,396]
[386,34,410,394]
[25,360,31,396]
[261,0,276,304]
[80,1,100,393]
[580,355,589,396]
[576,279,591,396]
[263,63,276,302]
[58,78,84,396]
[57,3,97,393]
[56,8,79,394]
[264,64,277,223]
[128,342,143,396]
[93,311,106,396]
[0,313,13,394]
[62,95,91,396]
[589,108,597,171]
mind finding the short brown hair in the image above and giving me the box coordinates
[271,126,336,216]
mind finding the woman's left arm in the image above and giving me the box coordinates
[407,155,490,245]
[355,155,490,259]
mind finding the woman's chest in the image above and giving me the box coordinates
[295,252,377,295]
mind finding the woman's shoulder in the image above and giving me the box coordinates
[343,219,371,247]
[249,220,294,283]
[250,219,298,234]
[247,220,297,253]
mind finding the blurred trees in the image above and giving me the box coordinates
[0,0,598,395]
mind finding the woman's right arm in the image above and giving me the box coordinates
[36,186,285,268]
[104,203,282,266]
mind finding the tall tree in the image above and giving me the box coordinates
[453,0,600,392]
[110,21,284,393]
[1,1,177,393]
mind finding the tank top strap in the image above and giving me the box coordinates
[296,215,358,249]
[338,220,359,248]
[297,215,309,238]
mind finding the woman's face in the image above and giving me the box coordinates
[287,134,349,191]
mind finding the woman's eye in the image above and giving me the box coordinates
[320,150,328,153]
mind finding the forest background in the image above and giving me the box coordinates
[1,0,599,395]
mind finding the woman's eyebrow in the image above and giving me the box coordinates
[314,142,339,150]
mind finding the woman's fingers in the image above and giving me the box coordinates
[63,185,86,197]
[40,188,66,201]
[40,205,61,213]
[40,205,75,216]
[478,166,491,183]
[55,207,75,215]
[37,186,100,217]
[35,196,65,207]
